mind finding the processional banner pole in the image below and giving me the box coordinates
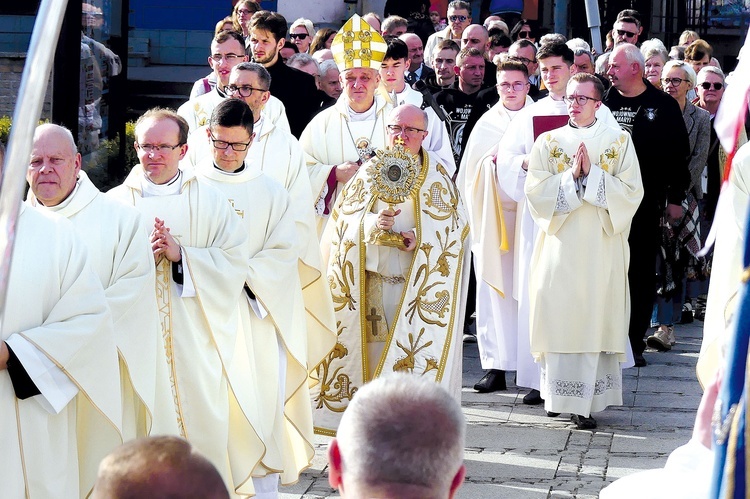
[0,0,70,327]
[584,0,603,55]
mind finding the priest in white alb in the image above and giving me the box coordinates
[195,98,336,497]
[457,58,534,393]
[524,73,643,429]
[26,124,177,441]
[315,103,469,434]
[108,108,256,495]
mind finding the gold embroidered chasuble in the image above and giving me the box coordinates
[27,171,177,441]
[196,161,336,487]
[1,206,121,498]
[525,121,644,358]
[313,151,470,435]
[108,166,257,495]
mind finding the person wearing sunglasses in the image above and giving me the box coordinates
[289,18,314,54]
[510,19,537,44]
[647,60,710,352]
[424,0,471,70]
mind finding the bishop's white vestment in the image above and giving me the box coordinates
[109,166,256,496]
[525,120,643,416]
[27,171,177,441]
[314,150,470,434]
[457,96,533,371]
[1,205,121,498]
[496,97,619,390]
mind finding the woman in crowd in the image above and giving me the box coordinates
[290,18,315,54]
[641,39,668,90]
[309,28,336,55]
[232,0,259,39]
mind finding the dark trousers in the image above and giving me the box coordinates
[627,213,660,356]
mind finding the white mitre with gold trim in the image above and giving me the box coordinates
[331,14,387,71]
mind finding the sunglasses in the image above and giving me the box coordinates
[518,31,531,39]
[616,29,636,38]
[699,81,724,90]
[290,33,309,40]
[449,15,468,22]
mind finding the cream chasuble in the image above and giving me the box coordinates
[525,120,643,415]
[299,96,393,234]
[314,151,470,435]
[108,167,256,496]
[457,96,532,371]
[496,97,619,390]
[178,88,289,135]
[27,171,177,441]
[697,143,750,386]
[1,205,121,498]
[196,161,335,487]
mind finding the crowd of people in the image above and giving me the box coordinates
[2,0,748,497]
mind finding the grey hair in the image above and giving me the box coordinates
[663,59,697,88]
[290,18,315,38]
[231,62,272,89]
[336,374,465,493]
[34,123,78,156]
[566,38,591,52]
[640,38,668,64]
[573,47,593,64]
[539,33,567,46]
[697,65,725,83]
[319,59,339,76]
[286,52,320,74]
[617,43,645,71]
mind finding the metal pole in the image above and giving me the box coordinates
[553,0,568,38]
[584,0,603,54]
[0,0,70,326]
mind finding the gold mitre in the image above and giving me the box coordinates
[331,14,387,71]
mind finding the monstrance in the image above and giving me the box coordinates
[366,141,428,249]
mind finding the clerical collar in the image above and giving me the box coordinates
[140,169,182,197]
[347,101,377,122]
[254,114,265,137]
[42,176,81,210]
[213,162,245,174]
[569,118,597,129]
[216,85,227,98]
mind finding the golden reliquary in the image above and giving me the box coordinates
[366,143,428,249]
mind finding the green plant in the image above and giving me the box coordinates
[0,116,10,145]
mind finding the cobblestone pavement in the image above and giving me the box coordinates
[279,320,704,498]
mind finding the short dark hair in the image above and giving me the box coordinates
[615,15,640,28]
[490,33,512,49]
[536,42,574,66]
[457,47,483,66]
[214,29,245,48]
[384,38,409,62]
[136,108,189,145]
[617,9,642,27]
[282,40,298,53]
[233,62,272,90]
[511,38,537,55]
[448,1,471,12]
[436,38,460,53]
[249,10,288,42]
[209,99,254,137]
[497,58,529,77]
[569,72,604,99]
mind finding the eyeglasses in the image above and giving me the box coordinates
[661,77,685,87]
[224,84,268,97]
[448,15,468,22]
[290,33,309,40]
[210,53,244,63]
[137,143,183,154]
[498,82,528,92]
[616,29,636,38]
[518,31,531,39]
[514,56,535,66]
[699,81,724,90]
[237,9,253,15]
[386,124,427,137]
[563,95,600,105]
[209,133,252,151]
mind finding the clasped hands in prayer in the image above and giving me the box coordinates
[376,208,417,252]
[571,142,591,180]
[150,217,181,263]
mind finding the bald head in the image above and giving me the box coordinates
[399,33,424,71]
[28,124,81,206]
[461,25,489,54]
[386,104,429,155]
[91,437,229,499]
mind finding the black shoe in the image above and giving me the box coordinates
[523,389,544,405]
[572,414,597,429]
[474,369,507,392]
[546,411,561,417]
[634,353,647,367]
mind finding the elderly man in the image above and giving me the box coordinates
[603,43,690,367]
[496,42,619,406]
[319,59,342,101]
[300,14,391,233]
[457,59,534,393]
[328,374,466,498]
[108,108,257,494]
[314,103,469,433]
[27,124,175,441]
[195,98,334,497]
[92,436,229,499]
[399,32,435,86]
[425,0,472,68]
[525,73,644,428]
[1,142,121,497]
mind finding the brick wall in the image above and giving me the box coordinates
[0,52,53,120]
